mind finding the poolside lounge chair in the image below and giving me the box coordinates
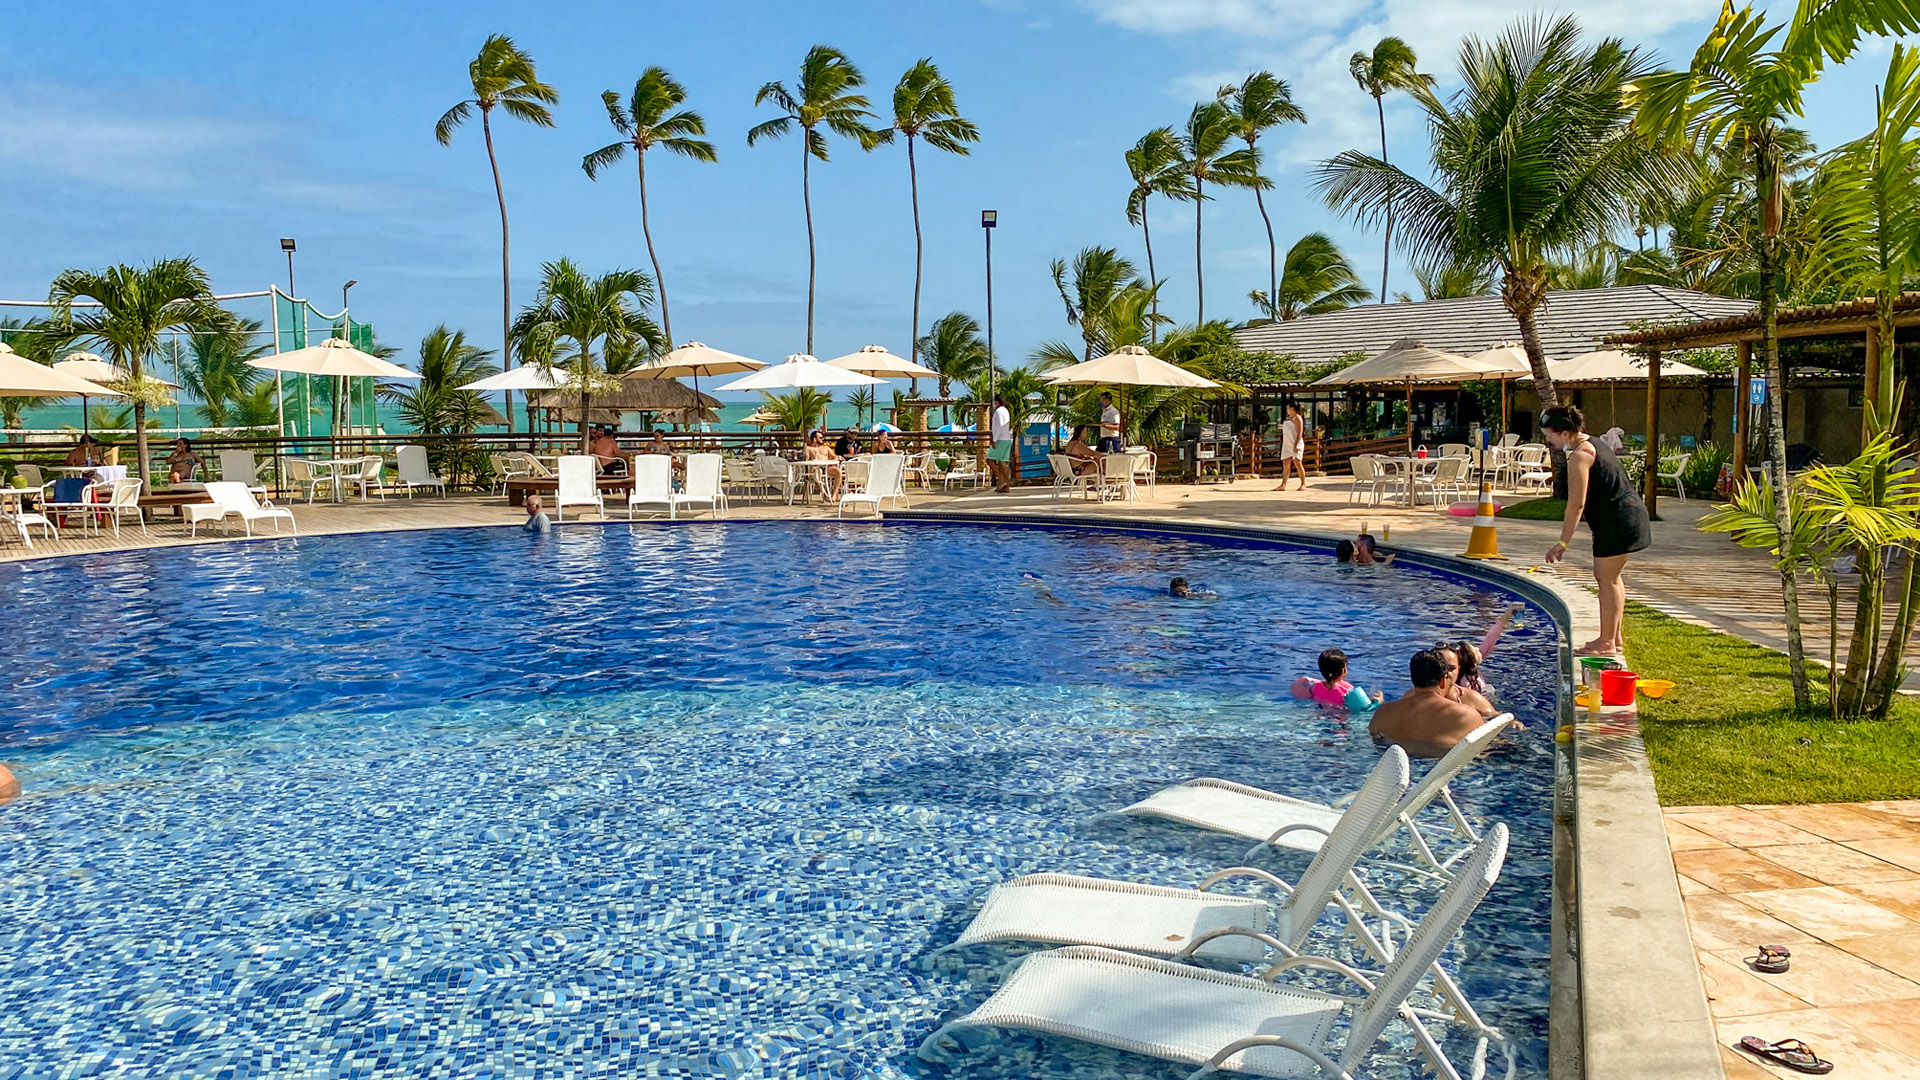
[944,747,1411,964]
[554,456,604,521]
[184,482,297,537]
[920,825,1510,1080]
[218,450,270,498]
[838,453,908,517]
[100,479,147,537]
[395,445,447,497]
[672,453,726,518]
[1119,716,1516,879]
[625,454,675,519]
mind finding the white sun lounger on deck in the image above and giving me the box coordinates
[920,824,1510,1080]
[185,482,297,537]
[1118,715,1516,878]
[943,747,1411,963]
[624,454,674,519]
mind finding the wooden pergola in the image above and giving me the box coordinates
[1602,292,1920,515]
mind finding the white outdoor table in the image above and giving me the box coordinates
[1376,456,1441,505]
[788,459,842,504]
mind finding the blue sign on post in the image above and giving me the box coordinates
[1748,376,1768,405]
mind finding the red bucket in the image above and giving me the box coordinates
[1599,668,1639,707]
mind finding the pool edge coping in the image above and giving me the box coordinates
[880,508,1723,1080]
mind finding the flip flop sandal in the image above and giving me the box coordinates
[1746,945,1792,973]
[1736,1036,1833,1074]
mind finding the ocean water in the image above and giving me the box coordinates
[13,401,898,437]
[0,522,1559,1079]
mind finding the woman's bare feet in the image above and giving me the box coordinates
[1575,639,1621,657]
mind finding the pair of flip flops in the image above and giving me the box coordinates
[1735,1036,1833,1074]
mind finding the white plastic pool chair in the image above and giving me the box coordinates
[1119,716,1516,880]
[672,453,726,518]
[218,450,268,497]
[185,482,297,537]
[920,825,1510,1080]
[554,456,604,521]
[625,454,675,520]
[943,747,1410,964]
[838,453,908,517]
[395,445,447,497]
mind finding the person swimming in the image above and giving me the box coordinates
[1451,602,1522,699]
[1334,536,1394,565]
[1167,577,1220,599]
[1020,572,1066,606]
[1291,648,1381,712]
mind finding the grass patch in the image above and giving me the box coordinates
[1625,602,1920,805]
[1499,497,1565,520]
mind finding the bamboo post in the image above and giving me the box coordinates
[1644,350,1662,515]
[1732,341,1752,487]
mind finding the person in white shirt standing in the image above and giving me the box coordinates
[1274,402,1308,490]
[986,394,1015,493]
[1097,392,1123,453]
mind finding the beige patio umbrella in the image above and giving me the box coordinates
[626,342,766,402]
[825,344,939,379]
[0,343,126,397]
[1310,339,1482,386]
[740,408,781,428]
[1043,344,1221,389]
[248,337,418,456]
[1461,342,1534,437]
[1542,349,1709,431]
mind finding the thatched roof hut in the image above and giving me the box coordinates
[529,379,721,424]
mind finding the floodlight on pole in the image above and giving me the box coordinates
[279,238,297,295]
[982,210,997,402]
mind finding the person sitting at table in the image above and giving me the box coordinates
[166,438,204,484]
[834,430,860,459]
[589,426,630,476]
[65,435,100,467]
[872,428,898,454]
[803,429,842,497]
[644,430,673,459]
[1063,426,1099,477]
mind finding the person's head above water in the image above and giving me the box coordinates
[1452,640,1483,681]
[1169,577,1190,597]
[525,494,543,516]
[1335,539,1356,563]
[1318,648,1349,683]
[1409,648,1451,689]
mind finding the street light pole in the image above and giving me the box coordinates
[280,238,297,295]
[341,280,358,440]
[982,210,997,402]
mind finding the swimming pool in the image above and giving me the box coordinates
[0,521,1559,1079]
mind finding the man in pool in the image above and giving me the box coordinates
[1368,648,1488,758]
[523,494,551,534]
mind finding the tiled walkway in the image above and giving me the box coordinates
[1666,802,1920,1077]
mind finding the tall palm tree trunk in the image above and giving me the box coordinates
[637,151,671,346]
[1867,551,1920,714]
[483,108,516,433]
[802,138,816,355]
[1194,177,1206,324]
[1254,184,1278,309]
[1141,206,1159,344]
[1759,230,1811,709]
[1376,93,1391,303]
[908,135,922,396]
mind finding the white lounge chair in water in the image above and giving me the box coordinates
[838,453,908,517]
[625,454,674,519]
[1118,715,1516,879]
[942,747,1411,964]
[185,482,297,537]
[554,456,604,521]
[672,453,725,518]
[920,825,1510,1080]
[394,445,446,497]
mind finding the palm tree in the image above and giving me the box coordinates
[1178,100,1268,323]
[1249,234,1372,321]
[1219,72,1307,310]
[885,58,979,394]
[1545,243,1624,289]
[177,318,269,427]
[1348,37,1434,302]
[1785,0,1920,66]
[764,387,834,431]
[956,366,1048,473]
[583,68,716,348]
[1633,3,1823,707]
[1409,258,1498,300]
[510,258,661,452]
[749,45,883,355]
[48,257,228,479]
[437,34,558,431]
[1124,127,1194,339]
[916,311,989,422]
[847,386,877,427]
[380,325,498,434]
[1049,247,1148,361]
[1319,15,1663,413]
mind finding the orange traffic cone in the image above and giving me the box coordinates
[1460,477,1506,560]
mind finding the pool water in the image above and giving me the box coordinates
[0,522,1560,1080]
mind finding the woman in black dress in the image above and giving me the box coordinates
[1541,405,1650,657]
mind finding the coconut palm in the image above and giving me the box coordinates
[749,45,884,355]
[847,386,877,427]
[883,58,979,394]
[1409,258,1498,300]
[1319,15,1664,412]
[510,259,661,452]
[1049,247,1149,361]
[1348,38,1434,302]
[764,387,834,432]
[176,318,269,427]
[583,68,716,348]
[1178,100,1269,323]
[47,257,228,480]
[1631,2,1821,705]
[916,311,989,423]
[1785,0,1920,65]
[437,35,558,431]
[1248,234,1372,321]
[379,326,498,435]
[1124,127,1194,340]
[1218,72,1307,310]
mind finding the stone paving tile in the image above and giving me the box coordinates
[1831,931,1920,984]
[1717,1043,1780,1080]
[1839,880,1920,922]
[1666,815,1731,852]
[1707,942,1920,1008]
[1682,893,1816,952]
[1696,949,1814,1018]
[1748,804,1920,843]
[1746,843,1919,886]
[1733,886,1919,942]
[1680,808,1831,849]
[1674,848,1824,894]
[1716,1008,1920,1080]
[1844,837,1920,874]
[1824,1000,1920,1064]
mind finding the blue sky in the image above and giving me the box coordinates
[0,1,1907,401]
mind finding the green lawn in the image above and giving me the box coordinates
[1625,602,1920,806]
[1499,497,1566,520]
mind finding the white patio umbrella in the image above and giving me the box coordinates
[1460,343,1535,437]
[1043,344,1221,389]
[249,337,418,456]
[712,354,885,392]
[0,343,125,397]
[1310,339,1482,386]
[826,344,939,379]
[457,365,566,392]
[627,341,767,400]
[1548,349,1707,382]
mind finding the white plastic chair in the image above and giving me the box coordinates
[11,505,58,548]
[43,478,104,534]
[920,825,1512,1080]
[218,450,264,493]
[1500,433,1521,448]
[942,454,985,490]
[185,481,297,537]
[1346,456,1383,506]
[16,463,45,491]
[902,451,935,490]
[1414,457,1469,506]
[1658,452,1691,502]
[838,454,908,517]
[554,455,604,521]
[1048,454,1096,501]
[284,458,336,503]
[491,452,535,494]
[672,453,726,518]
[625,454,675,519]
[721,457,763,502]
[101,478,147,536]
[1437,443,1469,460]
[347,456,389,500]
[1099,453,1138,502]
[756,454,801,504]
[395,445,447,497]
[1127,449,1158,498]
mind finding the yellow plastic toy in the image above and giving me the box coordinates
[1637,679,1676,699]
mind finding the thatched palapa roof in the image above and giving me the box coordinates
[529,379,721,423]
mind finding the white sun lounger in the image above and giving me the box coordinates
[185,482,298,537]
[1118,715,1516,878]
[921,824,1509,1080]
[943,747,1411,963]
[624,454,674,519]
